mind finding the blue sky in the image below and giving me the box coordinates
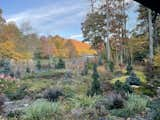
[0,0,139,40]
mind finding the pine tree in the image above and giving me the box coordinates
[36,60,41,71]
[89,64,101,96]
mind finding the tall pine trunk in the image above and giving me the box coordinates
[148,9,154,63]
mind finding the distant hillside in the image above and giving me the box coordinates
[40,35,96,58]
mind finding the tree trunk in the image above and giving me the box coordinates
[105,0,111,62]
[148,9,154,63]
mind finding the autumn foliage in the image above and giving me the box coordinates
[40,35,96,58]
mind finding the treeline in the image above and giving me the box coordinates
[82,0,160,66]
[0,9,96,61]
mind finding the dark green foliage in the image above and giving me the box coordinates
[0,94,5,113]
[88,64,101,96]
[81,64,88,76]
[126,72,141,86]
[148,98,160,120]
[133,52,147,63]
[3,61,11,75]
[6,85,28,100]
[55,59,65,69]
[126,64,133,75]
[43,88,64,102]
[114,80,133,93]
[26,67,31,73]
[108,61,114,72]
[0,60,11,75]
[140,85,157,97]
[36,60,41,70]
[0,59,4,67]
[82,12,106,49]
[98,55,103,66]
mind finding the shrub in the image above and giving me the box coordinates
[69,95,101,108]
[43,88,64,102]
[55,59,65,69]
[126,64,133,75]
[107,92,124,109]
[147,98,160,120]
[111,94,148,117]
[6,85,28,100]
[81,64,88,76]
[36,60,41,71]
[0,94,5,113]
[139,85,157,97]
[23,99,60,120]
[114,80,133,94]
[108,61,114,72]
[0,60,11,75]
[126,72,141,85]
[88,64,101,96]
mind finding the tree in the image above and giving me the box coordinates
[88,63,101,96]
[82,12,106,49]
[148,9,154,63]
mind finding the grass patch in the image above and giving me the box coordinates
[21,79,56,93]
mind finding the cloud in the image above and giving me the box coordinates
[70,34,83,40]
[6,0,89,36]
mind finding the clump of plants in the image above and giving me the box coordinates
[107,92,124,109]
[69,95,101,108]
[0,60,11,75]
[147,98,160,120]
[111,94,148,118]
[126,63,133,75]
[43,88,64,102]
[108,61,114,72]
[55,59,65,69]
[36,60,41,71]
[87,64,101,96]
[126,72,141,86]
[114,80,133,94]
[81,63,88,76]
[0,94,5,113]
[22,99,61,120]
[139,84,157,97]
[6,85,28,100]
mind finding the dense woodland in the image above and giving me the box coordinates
[0,0,160,120]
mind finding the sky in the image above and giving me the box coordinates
[0,0,139,40]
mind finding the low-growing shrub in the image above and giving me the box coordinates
[36,60,41,71]
[139,85,157,97]
[147,98,160,120]
[0,94,5,113]
[126,64,133,75]
[7,85,28,100]
[111,94,148,118]
[107,92,124,109]
[55,59,65,69]
[43,88,64,102]
[81,64,88,76]
[23,99,60,120]
[126,72,141,86]
[69,95,101,108]
[114,80,133,93]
